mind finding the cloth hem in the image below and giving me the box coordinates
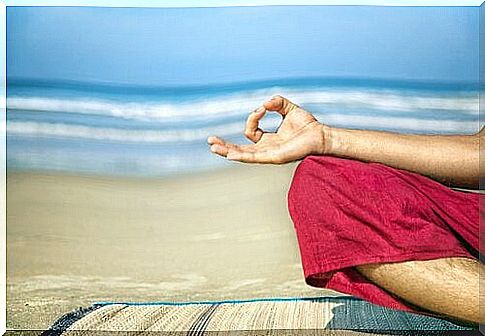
[302,249,475,285]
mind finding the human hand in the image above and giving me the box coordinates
[207,96,327,164]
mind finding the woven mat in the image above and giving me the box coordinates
[45,296,476,335]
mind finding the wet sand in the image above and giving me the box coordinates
[7,164,337,330]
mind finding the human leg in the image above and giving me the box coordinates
[357,257,481,324]
[287,155,480,319]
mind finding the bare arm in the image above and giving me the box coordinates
[208,96,481,189]
[323,126,481,189]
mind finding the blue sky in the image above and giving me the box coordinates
[7,5,479,85]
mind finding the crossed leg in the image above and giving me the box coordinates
[357,257,481,324]
[287,155,481,324]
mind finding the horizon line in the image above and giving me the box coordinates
[7,76,479,90]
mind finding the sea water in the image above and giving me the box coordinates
[6,77,479,177]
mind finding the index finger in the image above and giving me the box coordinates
[244,106,266,143]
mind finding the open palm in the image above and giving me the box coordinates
[208,96,326,164]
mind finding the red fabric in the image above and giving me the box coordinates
[287,155,480,313]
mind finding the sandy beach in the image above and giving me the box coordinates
[6,163,337,330]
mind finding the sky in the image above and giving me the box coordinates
[5,1,484,6]
[6,5,479,85]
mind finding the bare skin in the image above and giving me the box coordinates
[207,95,482,324]
[356,258,480,324]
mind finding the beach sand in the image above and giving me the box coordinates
[7,163,338,330]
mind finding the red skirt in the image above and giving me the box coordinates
[287,155,480,313]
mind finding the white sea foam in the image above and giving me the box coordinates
[7,88,478,123]
[7,87,480,176]
[7,121,245,143]
[7,115,479,144]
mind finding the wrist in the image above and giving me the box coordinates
[320,124,334,155]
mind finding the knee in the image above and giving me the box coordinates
[287,156,340,212]
[287,156,373,217]
[288,156,320,198]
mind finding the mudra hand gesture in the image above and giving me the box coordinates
[207,96,326,164]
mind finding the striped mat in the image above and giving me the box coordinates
[44,296,477,335]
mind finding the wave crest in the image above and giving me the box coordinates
[7,115,479,144]
[7,88,478,123]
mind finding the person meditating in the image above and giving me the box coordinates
[207,95,482,324]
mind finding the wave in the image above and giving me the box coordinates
[7,88,478,124]
[7,79,480,176]
[7,121,244,143]
[7,114,479,144]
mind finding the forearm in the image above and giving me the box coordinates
[322,126,480,189]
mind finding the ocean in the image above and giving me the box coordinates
[6,77,479,177]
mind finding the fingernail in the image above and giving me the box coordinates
[210,144,219,153]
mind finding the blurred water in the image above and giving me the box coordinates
[6,77,479,177]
